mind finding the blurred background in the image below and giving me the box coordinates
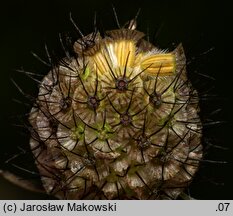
[0,0,232,199]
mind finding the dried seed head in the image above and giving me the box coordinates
[28,19,203,200]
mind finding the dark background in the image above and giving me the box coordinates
[0,0,232,199]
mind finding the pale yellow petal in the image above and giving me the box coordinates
[114,40,136,68]
[141,53,176,76]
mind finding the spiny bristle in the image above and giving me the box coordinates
[28,23,203,200]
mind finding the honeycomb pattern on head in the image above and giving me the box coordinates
[29,22,202,199]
